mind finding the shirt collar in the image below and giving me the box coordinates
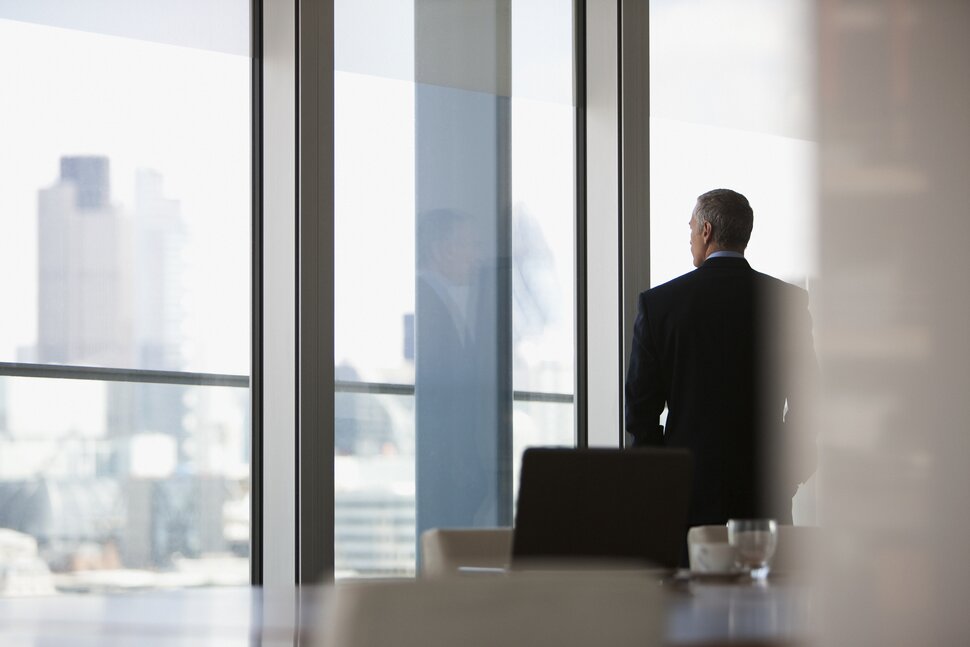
[705,250,745,260]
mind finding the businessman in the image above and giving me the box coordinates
[625,189,817,526]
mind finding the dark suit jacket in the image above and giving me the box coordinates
[625,256,816,526]
[415,273,487,529]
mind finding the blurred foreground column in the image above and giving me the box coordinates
[817,0,970,643]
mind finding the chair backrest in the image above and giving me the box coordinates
[686,524,821,574]
[511,448,692,569]
[420,528,512,578]
[326,571,664,647]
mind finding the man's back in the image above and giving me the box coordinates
[625,256,815,526]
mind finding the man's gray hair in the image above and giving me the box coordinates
[693,188,754,250]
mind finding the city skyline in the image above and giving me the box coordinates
[0,151,252,583]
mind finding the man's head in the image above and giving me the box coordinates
[417,209,480,284]
[689,188,754,267]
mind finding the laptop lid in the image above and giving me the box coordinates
[511,448,693,569]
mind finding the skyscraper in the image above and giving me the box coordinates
[129,170,187,450]
[133,168,185,372]
[37,156,133,367]
[37,156,189,447]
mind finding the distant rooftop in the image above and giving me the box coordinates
[60,156,110,210]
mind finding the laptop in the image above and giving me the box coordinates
[511,447,693,569]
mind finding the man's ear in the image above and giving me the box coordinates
[702,220,713,241]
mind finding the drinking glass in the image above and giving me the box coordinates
[727,519,778,580]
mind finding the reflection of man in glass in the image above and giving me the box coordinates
[415,209,496,533]
[625,189,817,526]
[417,210,481,350]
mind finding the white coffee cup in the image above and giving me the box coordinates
[688,542,738,574]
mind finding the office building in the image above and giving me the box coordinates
[37,156,133,367]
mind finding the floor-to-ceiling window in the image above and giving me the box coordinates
[0,3,251,594]
[333,0,575,576]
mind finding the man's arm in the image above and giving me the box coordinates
[625,292,666,447]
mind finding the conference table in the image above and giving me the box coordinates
[0,577,814,645]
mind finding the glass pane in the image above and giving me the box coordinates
[0,376,250,593]
[0,8,251,375]
[511,398,573,506]
[649,0,816,287]
[0,3,251,594]
[334,0,574,577]
[335,391,415,577]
